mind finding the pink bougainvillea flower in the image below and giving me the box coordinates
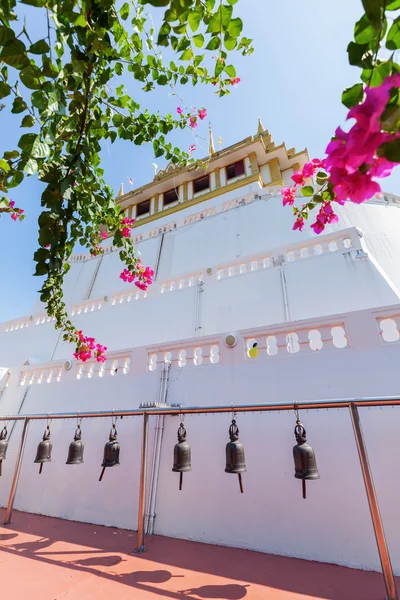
[17,208,24,215]
[291,170,305,186]
[45,244,50,249]
[11,213,18,221]
[230,77,241,86]
[368,157,396,178]
[333,172,381,205]
[100,231,108,239]
[282,186,297,206]
[311,220,325,234]
[292,216,304,231]
[198,108,207,120]
[135,281,148,291]
[9,200,15,208]
[121,227,131,238]
[121,216,135,226]
[189,116,197,129]
[176,106,183,115]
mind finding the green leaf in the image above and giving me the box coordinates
[370,60,392,86]
[120,2,130,20]
[0,82,10,99]
[387,0,400,8]
[228,17,243,38]
[188,10,202,32]
[0,39,30,69]
[141,0,169,5]
[112,113,123,127]
[74,14,87,27]
[18,133,49,158]
[20,65,41,89]
[225,64,236,78]
[193,33,204,48]
[21,0,47,6]
[206,36,220,50]
[224,35,237,51]
[347,41,373,68]
[301,186,314,197]
[23,158,38,174]
[0,27,15,46]
[21,115,35,127]
[29,39,49,54]
[342,83,364,108]
[386,17,400,50]
[354,14,376,44]
[11,97,27,113]
[226,0,238,4]
[180,48,193,61]
[361,0,382,26]
[0,159,10,171]
[377,139,400,161]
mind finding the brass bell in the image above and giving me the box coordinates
[0,426,8,476]
[172,423,191,490]
[99,424,120,481]
[225,419,246,493]
[34,425,52,474]
[66,424,84,465]
[293,420,320,499]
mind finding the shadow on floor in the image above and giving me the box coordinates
[0,509,395,600]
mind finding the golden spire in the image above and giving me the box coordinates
[257,117,265,136]
[209,124,216,156]
[118,182,124,197]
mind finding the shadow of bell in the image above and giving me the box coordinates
[121,570,182,585]
[179,584,249,599]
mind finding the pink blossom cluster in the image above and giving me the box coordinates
[229,77,241,86]
[121,216,135,238]
[281,158,339,234]
[120,263,154,291]
[310,202,339,234]
[324,74,400,204]
[176,107,207,129]
[5,200,24,222]
[73,331,107,363]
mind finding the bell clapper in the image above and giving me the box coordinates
[39,463,43,475]
[238,473,244,494]
[302,479,306,500]
[179,472,183,491]
[0,461,2,477]
[99,466,106,482]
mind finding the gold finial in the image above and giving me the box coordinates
[117,183,124,197]
[209,124,216,156]
[257,117,265,136]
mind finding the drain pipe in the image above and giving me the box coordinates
[154,233,165,281]
[86,254,104,300]
[145,363,170,535]
[279,265,291,322]
[194,280,204,337]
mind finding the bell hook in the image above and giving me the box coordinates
[66,424,84,465]
[293,420,320,499]
[172,423,191,490]
[0,426,8,476]
[99,424,120,482]
[34,425,52,474]
[225,419,246,493]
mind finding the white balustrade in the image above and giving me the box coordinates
[244,320,349,359]
[147,341,220,371]
[377,312,400,344]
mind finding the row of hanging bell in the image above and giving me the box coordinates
[172,417,320,498]
[32,415,319,499]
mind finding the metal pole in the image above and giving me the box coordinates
[136,412,149,552]
[3,396,400,421]
[349,403,398,600]
[4,418,29,525]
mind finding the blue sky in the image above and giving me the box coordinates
[1,0,398,322]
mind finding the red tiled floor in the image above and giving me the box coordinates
[0,509,397,600]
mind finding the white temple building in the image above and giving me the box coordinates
[1,121,400,576]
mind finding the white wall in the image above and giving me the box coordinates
[1,306,400,573]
